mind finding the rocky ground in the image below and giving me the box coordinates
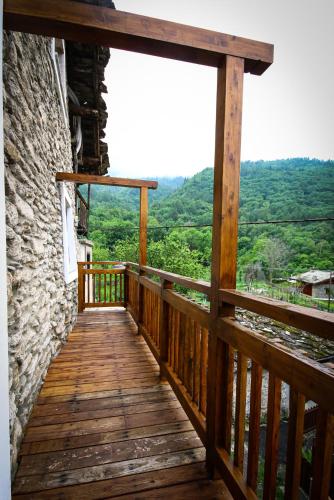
[236,308,334,361]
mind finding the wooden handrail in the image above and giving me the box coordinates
[135,264,211,296]
[78,261,124,266]
[217,316,334,413]
[220,289,334,340]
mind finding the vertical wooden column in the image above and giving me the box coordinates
[138,187,148,330]
[159,279,173,379]
[77,263,85,313]
[206,55,244,474]
[139,187,148,267]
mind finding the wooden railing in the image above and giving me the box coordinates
[125,262,334,500]
[76,188,89,235]
[77,261,125,312]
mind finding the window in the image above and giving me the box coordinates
[50,38,68,124]
[60,184,77,283]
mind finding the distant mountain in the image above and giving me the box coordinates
[151,158,334,225]
[87,158,334,275]
[84,175,184,210]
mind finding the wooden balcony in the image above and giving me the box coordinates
[13,262,334,499]
[12,307,230,499]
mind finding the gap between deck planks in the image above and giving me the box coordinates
[13,308,231,499]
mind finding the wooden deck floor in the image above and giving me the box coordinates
[13,308,231,499]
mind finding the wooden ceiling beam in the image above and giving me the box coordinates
[4,0,273,75]
[56,172,158,189]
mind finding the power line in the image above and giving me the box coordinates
[89,216,334,232]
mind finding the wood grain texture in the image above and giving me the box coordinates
[56,172,158,189]
[4,0,273,74]
[13,308,227,497]
[207,55,245,478]
[220,288,334,340]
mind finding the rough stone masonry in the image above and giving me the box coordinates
[3,31,78,474]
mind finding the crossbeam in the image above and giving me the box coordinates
[56,172,158,189]
[4,0,273,75]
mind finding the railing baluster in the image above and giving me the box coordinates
[234,352,247,471]
[193,322,201,407]
[215,340,234,453]
[247,361,263,491]
[200,327,208,415]
[120,271,123,302]
[263,374,282,499]
[285,390,305,499]
[310,410,334,500]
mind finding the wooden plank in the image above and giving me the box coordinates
[263,374,281,499]
[217,317,334,413]
[246,362,262,491]
[139,187,148,266]
[12,462,208,499]
[17,430,201,477]
[56,172,157,189]
[31,389,175,418]
[13,447,206,493]
[20,420,193,457]
[220,289,334,340]
[310,410,334,500]
[28,399,180,427]
[4,0,274,75]
[110,478,232,499]
[284,390,305,499]
[142,265,211,296]
[207,55,245,476]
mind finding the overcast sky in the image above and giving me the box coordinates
[104,0,334,178]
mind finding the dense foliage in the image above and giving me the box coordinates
[84,158,333,283]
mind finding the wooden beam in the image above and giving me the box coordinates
[139,187,148,266]
[69,103,99,119]
[4,0,274,75]
[206,56,244,475]
[56,172,158,189]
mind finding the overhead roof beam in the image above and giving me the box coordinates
[4,0,273,75]
[56,172,158,190]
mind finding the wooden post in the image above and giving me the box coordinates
[137,187,148,331]
[77,263,85,313]
[124,263,130,307]
[159,279,173,379]
[139,187,148,267]
[206,55,244,474]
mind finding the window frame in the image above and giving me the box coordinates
[60,183,78,284]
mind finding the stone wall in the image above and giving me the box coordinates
[3,31,78,474]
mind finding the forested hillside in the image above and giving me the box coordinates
[84,158,333,284]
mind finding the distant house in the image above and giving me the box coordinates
[296,270,333,299]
